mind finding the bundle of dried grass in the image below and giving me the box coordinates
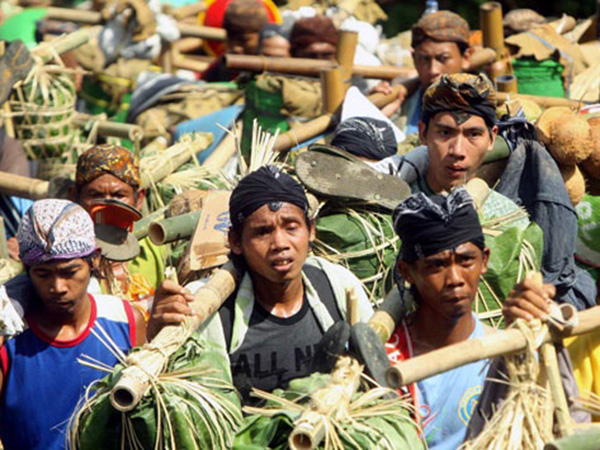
[462,320,554,449]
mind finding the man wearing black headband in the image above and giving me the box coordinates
[385,72,595,312]
[147,166,373,401]
[385,188,493,450]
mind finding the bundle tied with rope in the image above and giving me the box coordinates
[462,318,554,449]
[69,262,244,449]
[235,356,425,450]
[5,53,77,163]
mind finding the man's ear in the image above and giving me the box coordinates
[461,46,474,71]
[228,230,243,255]
[397,259,415,285]
[136,189,146,211]
[487,125,499,152]
[418,121,428,146]
[480,247,491,275]
[308,220,316,244]
[67,183,78,202]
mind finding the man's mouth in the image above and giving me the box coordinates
[271,258,294,271]
[445,166,468,179]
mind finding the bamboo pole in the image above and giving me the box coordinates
[386,305,600,389]
[173,55,210,73]
[0,172,49,199]
[148,210,201,245]
[46,7,101,23]
[273,115,334,152]
[480,2,513,79]
[0,217,8,260]
[496,92,583,109]
[202,121,242,171]
[336,30,358,73]
[224,54,415,80]
[321,67,346,114]
[140,138,210,188]
[480,2,505,54]
[40,8,226,41]
[177,23,226,41]
[171,2,206,20]
[74,114,144,141]
[346,287,359,326]
[496,74,518,94]
[524,272,574,438]
[110,261,238,412]
[132,206,167,240]
[32,27,93,63]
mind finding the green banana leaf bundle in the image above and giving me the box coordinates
[315,208,399,306]
[70,335,242,450]
[234,372,425,450]
[477,223,544,328]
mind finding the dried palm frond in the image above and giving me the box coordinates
[461,320,554,450]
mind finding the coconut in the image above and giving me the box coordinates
[535,107,574,146]
[580,118,600,180]
[560,164,586,206]
[549,116,594,165]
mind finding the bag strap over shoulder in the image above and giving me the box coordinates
[219,264,343,352]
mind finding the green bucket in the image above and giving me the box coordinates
[513,58,565,98]
[0,8,47,48]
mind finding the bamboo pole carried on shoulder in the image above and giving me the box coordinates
[0,172,49,199]
[110,261,238,412]
[386,305,600,389]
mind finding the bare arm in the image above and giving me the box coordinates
[132,307,147,347]
[146,280,195,341]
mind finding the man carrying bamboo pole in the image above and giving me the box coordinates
[0,199,145,450]
[386,72,595,311]
[148,166,373,402]
[375,10,473,134]
[70,144,165,292]
[384,187,494,450]
[202,0,281,82]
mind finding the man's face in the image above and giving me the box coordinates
[400,242,489,322]
[76,174,140,212]
[230,203,314,285]
[296,42,337,60]
[413,40,470,89]
[29,258,93,315]
[260,35,291,58]
[420,112,498,193]
[228,32,261,55]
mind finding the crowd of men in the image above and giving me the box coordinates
[0,1,598,450]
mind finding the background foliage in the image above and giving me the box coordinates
[379,0,597,37]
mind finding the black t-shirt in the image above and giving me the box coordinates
[229,295,324,397]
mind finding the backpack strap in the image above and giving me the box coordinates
[303,264,343,324]
[219,265,343,352]
[219,291,237,353]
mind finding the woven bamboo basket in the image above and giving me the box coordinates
[7,63,77,160]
